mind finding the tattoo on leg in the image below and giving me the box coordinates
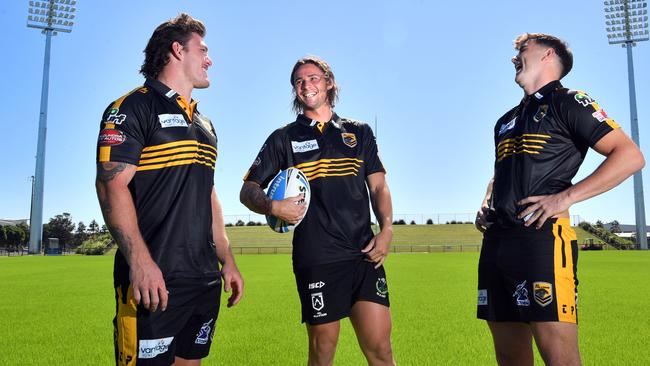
[97,162,127,182]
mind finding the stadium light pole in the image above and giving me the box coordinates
[604,0,649,250]
[26,0,76,254]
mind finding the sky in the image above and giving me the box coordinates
[1,0,649,227]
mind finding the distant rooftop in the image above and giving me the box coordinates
[0,219,29,226]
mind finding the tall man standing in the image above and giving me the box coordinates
[96,13,243,366]
[475,33,644,366]
[240,56,396,366]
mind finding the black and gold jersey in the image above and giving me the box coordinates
[96,78,220,286]
[244,114,385,268]
[490,80,619,227]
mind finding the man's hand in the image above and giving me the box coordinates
[475,206,492,233]
[221,261,244,308]
[271,194,306,224]
[362,229,393,269]
[130,258,168,312]
[517,191,572,229]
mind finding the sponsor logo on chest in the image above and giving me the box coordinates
[292,139,319,153]
[498,117,517,136]
[158,113,188,128]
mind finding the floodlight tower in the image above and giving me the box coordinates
[604,0,649,250]
[26,0,76,254]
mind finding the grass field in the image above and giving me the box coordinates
[1,250,648,365]
[223,224,602,248]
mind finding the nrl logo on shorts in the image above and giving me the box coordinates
[311,292,324,311]
[341,133,357,148]
[533,282,553,307]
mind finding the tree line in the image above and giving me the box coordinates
[0,212,107,250]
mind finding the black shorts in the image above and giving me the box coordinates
[477,218,578,324]
[294,257,390,325]
[114,277,221,365]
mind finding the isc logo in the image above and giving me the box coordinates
[309,281,325,289]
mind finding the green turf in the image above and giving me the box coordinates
[225,224,600,244]
[1,251,648,365]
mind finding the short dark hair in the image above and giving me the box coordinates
[140,13,206,79]
[514,33,573,79]
[290,56,339,114]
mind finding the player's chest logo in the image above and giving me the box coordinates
[341,133,357,148]
[292,139,319,153]
[533,105,549,123]
[498,117,517,136]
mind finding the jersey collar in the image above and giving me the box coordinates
[296,113,341,129]
[146,78,199,120]
[527,80,563,101]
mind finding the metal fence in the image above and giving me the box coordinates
[223,213,585,226]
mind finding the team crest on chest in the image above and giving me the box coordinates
[533,105,548,122]
[341,133,357,148]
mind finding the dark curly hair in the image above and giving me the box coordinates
[290,56,339,114]
[140,13,206,79]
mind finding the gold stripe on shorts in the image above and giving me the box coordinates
[553,218,578,323]
[115,285,138,365]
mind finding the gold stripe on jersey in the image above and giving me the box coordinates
[142,140,217,154]
[115,285,138,366]
[295,157,363,168]
[140,146,217,160]
[136,140,217,171]
[497,134,551,162]
[295,157,364,181]
[112,86,145,110]
[552,218,578,323]
[137,158,215,171]
[99,147,111,162]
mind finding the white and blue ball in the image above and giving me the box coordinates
[266,168,311,233]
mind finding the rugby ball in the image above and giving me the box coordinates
[265,168,311,233]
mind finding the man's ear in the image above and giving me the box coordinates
[170,41,184,61]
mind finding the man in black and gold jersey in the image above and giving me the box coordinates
[240,56,396,366]
[95,14,243,366]
[475,33,644,366]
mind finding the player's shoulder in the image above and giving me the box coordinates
[552,86,597,108]
[105,85,153,112]
[337,116,370,132]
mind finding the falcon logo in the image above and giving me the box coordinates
[533,282,553,307]
[533,105,548,122]
[341,133,357,148]
[311,292,324,311]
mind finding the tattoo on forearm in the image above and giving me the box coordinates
[108,226,132,258]
[97,162,127,182]
[241,182,272,215]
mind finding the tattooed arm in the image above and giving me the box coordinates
[95,162,168,312]
[239,181,305,224]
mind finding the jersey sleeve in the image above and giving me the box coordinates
[243,129,287,189]
[558,90,620,147]
[362,124,386,176]
[96,95,148,165]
